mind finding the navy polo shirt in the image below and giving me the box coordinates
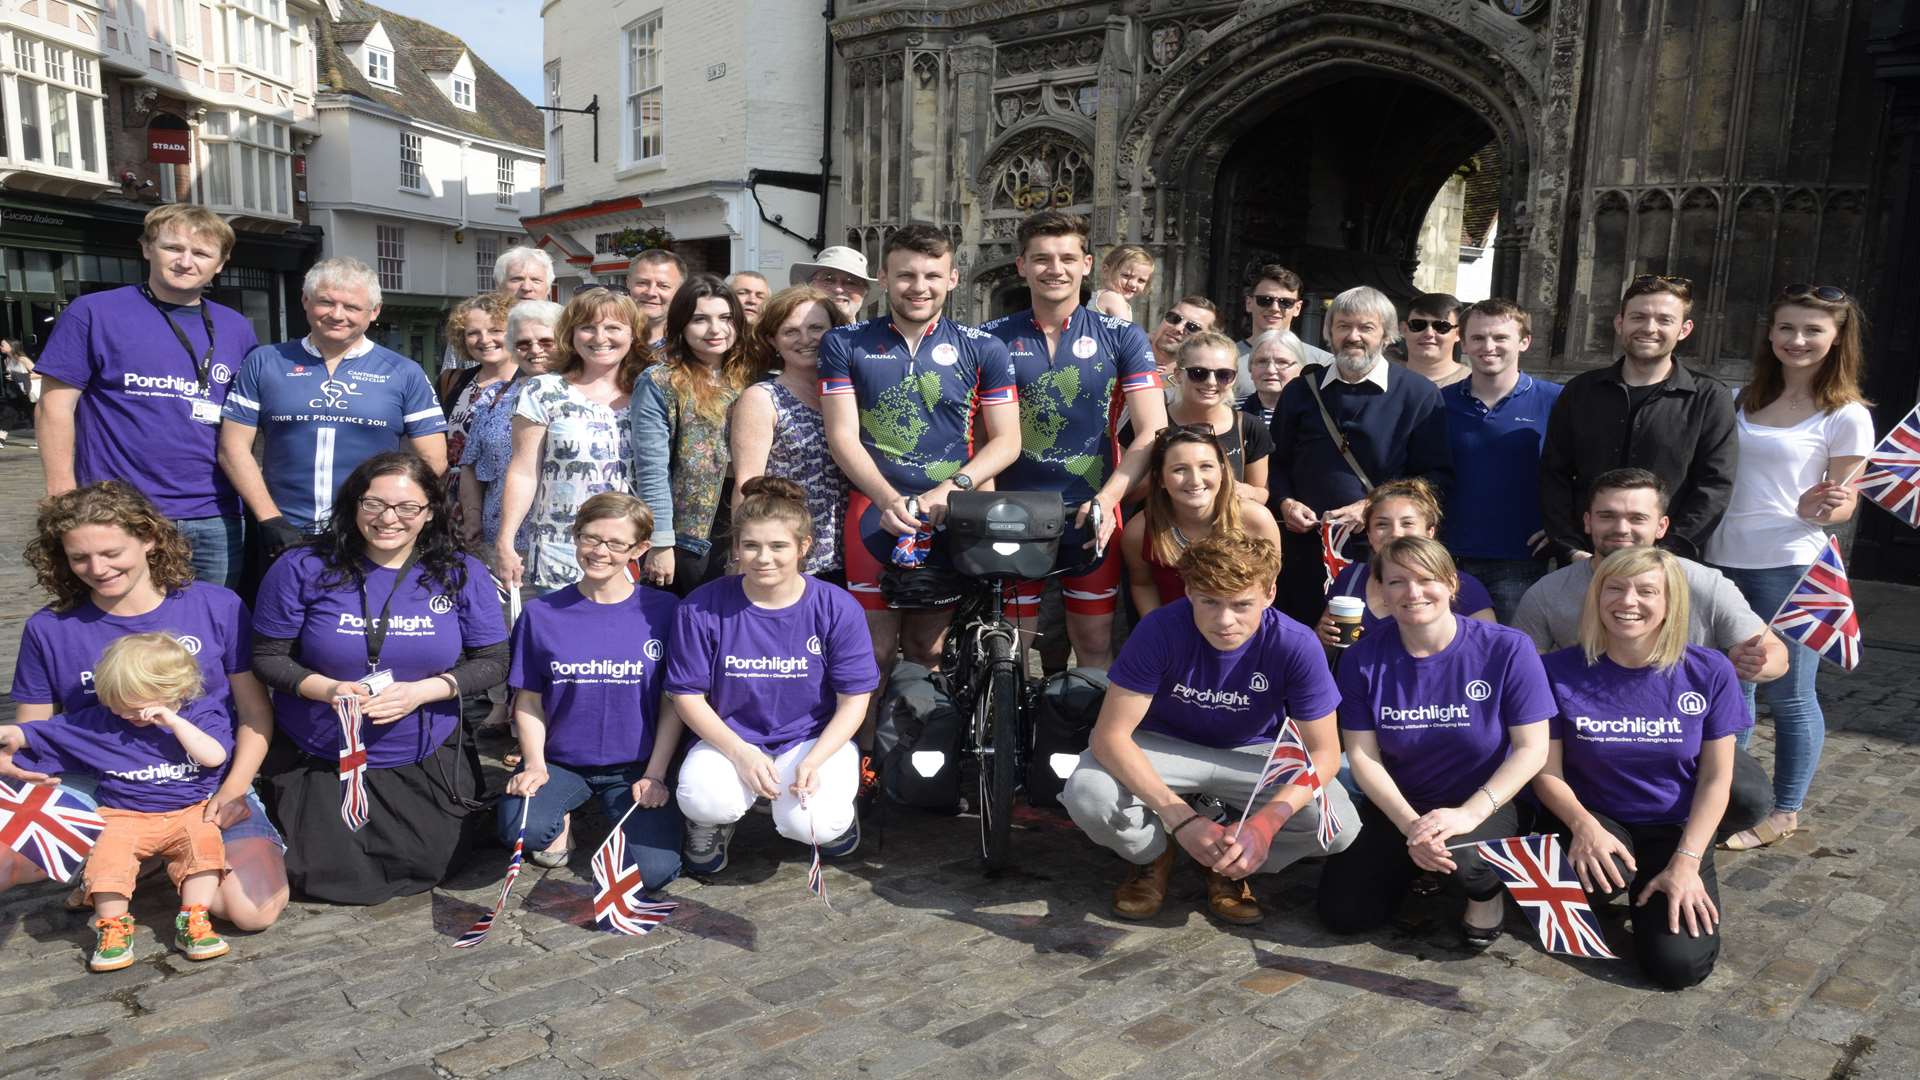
[1443,374,1563,559]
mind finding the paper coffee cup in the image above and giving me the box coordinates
[1327,595,1365,647]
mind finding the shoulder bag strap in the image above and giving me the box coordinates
[1303,372,1375,491]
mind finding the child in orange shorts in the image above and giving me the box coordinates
[0,632,235,971]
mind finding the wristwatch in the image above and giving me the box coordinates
[951,473,975,491]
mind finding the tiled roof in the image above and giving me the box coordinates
[411,47,465,73]
[318,0,543,151]
[1461,143,1503,248]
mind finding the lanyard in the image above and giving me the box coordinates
[359,550,423,673]
[139,285,216,395]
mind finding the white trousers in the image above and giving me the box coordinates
[676,737,858,844]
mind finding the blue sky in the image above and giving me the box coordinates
[378,0,546,102]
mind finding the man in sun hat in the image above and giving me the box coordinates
[792,246,878,323]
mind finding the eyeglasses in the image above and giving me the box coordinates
[810,270,862,292]
[1183,367,1237,384]
[357,498,428,520]
[513,338,556,354]
[1405,318,1456,334]
[1249,294,1300,311]
[576,535,642,555]
[1161,311,1204,334]
[1781,283,1849,303]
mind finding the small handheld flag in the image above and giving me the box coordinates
[454,800,529,948]
[1320,520,1356,593]
[0,778,106,883]
[1232,717,1342,851]
[801,795,832,911]
[1474,834,1618,960]
[1768,535,1862,671]
[335,695,370,832]
[591,803,676,935]
[1858,402,1920,527]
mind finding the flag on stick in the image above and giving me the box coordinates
[0,778,105,883]
[1858,403,1920,527]
[1231,717,1342,851]
[1768,534,1863,671]
[591,804,676,935]
[801,795,831,911]
[453,799,529,948]
[1320,520,1356,593]
[1473,833,1617,960]
[335,695,370,832]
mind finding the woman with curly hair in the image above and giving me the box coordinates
[250,452,508,904]
[1,482,287,931]
[633,274,754,594]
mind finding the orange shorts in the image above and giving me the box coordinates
[83,803,228,902]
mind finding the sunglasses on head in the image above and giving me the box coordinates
[1155,422,1221,445]
[1183,366,1237,384]
[1161,311,1204,334]
[1250,294,1300,311]
[1781,283,1849,303]
[1627,273,1695,299]
[1406,318,1455,334]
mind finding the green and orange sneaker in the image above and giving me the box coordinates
[173,905,229,962]
[89,914,137,973]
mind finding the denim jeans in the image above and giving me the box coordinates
[496,761,682,892]
[1455,556,1549,626]
[1718,563,1823,814]
[174,515,244,592]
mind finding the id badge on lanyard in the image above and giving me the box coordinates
[141,286,219,423]
[359,552,421,695]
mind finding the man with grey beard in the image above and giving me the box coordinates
[1266,286,1453,624]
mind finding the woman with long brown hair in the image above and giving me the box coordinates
[1119,425,1281,615]
[1705,284,1874,851]
[632,273,754,595]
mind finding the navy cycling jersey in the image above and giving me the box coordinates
[223,338,446,529]
[818,314,1017,495]
[982,305,1159,503]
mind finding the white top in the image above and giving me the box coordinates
[1704,402,1875,568]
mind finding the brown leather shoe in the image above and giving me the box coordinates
[1204,869,1264,925]
[1111,846,1176,920]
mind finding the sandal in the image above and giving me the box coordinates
[1720,815,1798,851]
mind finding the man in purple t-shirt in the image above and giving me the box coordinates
[35,205,259,590]
[1061,533,1358,926]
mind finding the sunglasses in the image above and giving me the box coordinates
[1406,318,1456,334]
[1161,311,1205,334]
[1781,283,1849,303]
[1250,294,1300,311]
[1183,367,1237,384]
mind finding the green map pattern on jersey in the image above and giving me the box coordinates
[1020,363,1110,492]
[861,370,962,484]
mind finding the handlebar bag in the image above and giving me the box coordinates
[946,491,1063,580]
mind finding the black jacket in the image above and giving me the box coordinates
[1538,357,1737,560]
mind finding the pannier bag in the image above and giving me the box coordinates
[873,661,964,812]
[1027,666,1108,809]
[946,491,1063,580]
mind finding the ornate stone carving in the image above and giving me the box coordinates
[997,34,1102,76]
[990,139,1092,211]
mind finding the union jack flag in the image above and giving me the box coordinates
[454,801,529,948]
[1320,520,1357,593]
[0,778,105,883]
[802,797,832,911]
[818,376,855,397]
[591,826,676,935]
[1237,717,1343,851]
[1769,534,1862,671]
[1474,833,1618,960]
[1858,403,1920,527]
[335,696,370,832]
[977,383,1018,407]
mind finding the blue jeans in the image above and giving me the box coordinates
[1455,556,1548,626]
[1718,564,1823,814]
[496,761,681,892]
[174,515,244,592]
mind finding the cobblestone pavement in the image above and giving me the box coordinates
[2,440,1919,1080]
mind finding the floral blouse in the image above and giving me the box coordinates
[513,373,635,589]
[762,380,848,574]
[458,375,529,553]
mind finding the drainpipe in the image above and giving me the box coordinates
[816,0,835,252]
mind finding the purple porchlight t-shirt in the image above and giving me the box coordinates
[509,584,679,769]
[252,548,507,768]
[1109,600,1340,750]
[11,582,252,716]
[1544,644,1752,826]
[665,576,880,752]
[1337,616,1554,812]
[34,284,256,519]
[1327,560,1497,632]
[14,696,235,812]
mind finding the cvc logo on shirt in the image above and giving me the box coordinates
[1676,691,1708,716]
[309,379,363,411]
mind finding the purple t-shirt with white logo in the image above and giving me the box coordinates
[11,582,252,715]
[665,576,880,752]
[509,584,679,769]
[1109,600,1339,749]
[1544,644,1751,826]
[34,284,256,519]
[1337,616,1554,811]
[253,548,506,768]
[14,696,234,812]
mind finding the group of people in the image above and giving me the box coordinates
[0,200,1875,992]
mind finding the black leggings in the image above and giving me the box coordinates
[1317,798,1521,934]
[1547,810,1722,990]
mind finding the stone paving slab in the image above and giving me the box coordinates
[1,442,1919,1078]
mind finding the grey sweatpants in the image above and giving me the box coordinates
[1062,730,1362,872]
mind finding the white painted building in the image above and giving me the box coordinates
[307,0,542,370]
[531,0,839,290]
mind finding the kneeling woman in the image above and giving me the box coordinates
[667,478,880,872]
[1316,537,1553,947]
[252,453,508,904]
[1534,546,1747,989]
[499,493,684,887]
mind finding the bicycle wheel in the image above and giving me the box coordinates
[976,634,1021,874]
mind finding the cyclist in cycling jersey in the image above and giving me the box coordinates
[818,225,1022,677]
[981,212,1167,668]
